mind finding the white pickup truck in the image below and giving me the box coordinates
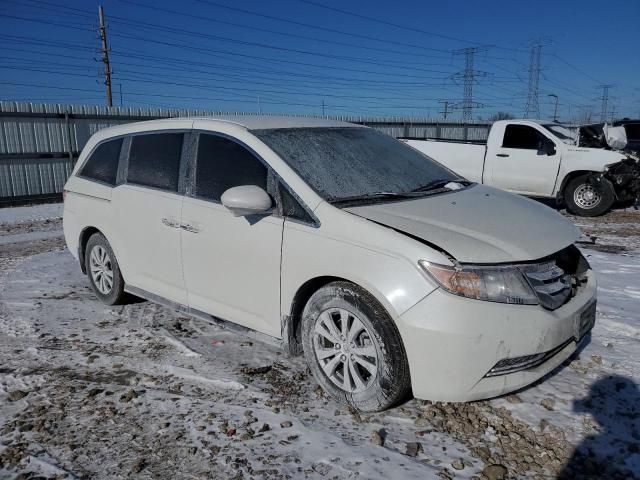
[404,119,640,216]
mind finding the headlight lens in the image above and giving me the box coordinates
[418,261,538,305]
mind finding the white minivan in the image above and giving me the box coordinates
[63,116,597,411]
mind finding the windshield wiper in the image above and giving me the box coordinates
[410,178,469,193]
[329,191,415,206]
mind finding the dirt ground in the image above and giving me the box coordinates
[0,204,639,480]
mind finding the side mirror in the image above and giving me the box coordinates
[538,140,556,156]
[545,141,556,156]
[221,185,272,217]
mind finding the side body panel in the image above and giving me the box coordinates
[62,179,114,262]
[280,202,446,324]
[110,184,186,305]
[552,147,628,196]
[180,197,284,337]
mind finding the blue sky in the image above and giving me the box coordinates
[1,0,638,121]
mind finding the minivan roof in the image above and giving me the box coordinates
[193,115,358,130]
[104,115,357,133]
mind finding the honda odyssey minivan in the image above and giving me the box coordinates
[63,116,597,411]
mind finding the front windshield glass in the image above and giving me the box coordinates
[542,124,578,145]
[252,127,460,203]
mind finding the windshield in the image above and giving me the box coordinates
[542,124,578,145]
[252,127,460,203]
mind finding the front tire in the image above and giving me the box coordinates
[301,281,411,412]
[85,233,127,305]
[564,174,615,217]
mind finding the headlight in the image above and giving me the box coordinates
[418,261,538,305]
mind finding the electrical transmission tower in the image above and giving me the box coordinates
[597,84,614,122]
[452,47,487,121]
[524,43,542,119]
[439,100,450,120]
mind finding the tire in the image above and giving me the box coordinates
[301,281,411,412]
[84,233,127,305]
[564,174,615,217]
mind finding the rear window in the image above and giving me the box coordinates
[127,133,184,192]
[79,138,123,185]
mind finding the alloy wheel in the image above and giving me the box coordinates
[89,245,114,295]
[312,308,378,393]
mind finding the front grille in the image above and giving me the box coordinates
[520,261,572,310]
[485,338,573,377]
[514,245,590,311]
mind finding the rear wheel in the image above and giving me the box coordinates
[564,174,615,217]
[85,233,127,305]
[301,281,411,412]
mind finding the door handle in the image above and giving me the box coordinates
[496,153,510,157]
[161,217,181,228]
[180,223,201,234]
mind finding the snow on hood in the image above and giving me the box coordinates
[345,185,580,263]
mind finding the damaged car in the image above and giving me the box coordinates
[404,119,640,217]
[63,116,597,411]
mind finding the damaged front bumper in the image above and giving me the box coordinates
[396,269,597,402]
[605,157,640,204]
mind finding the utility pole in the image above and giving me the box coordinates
[98,5,112,107]
[322,99,325,116]
[524,43,542,119]
[548,94,559,122]
[597,84,614,122]
[452,47,487,122]
[118,83,123,107]
[439,100,449,120]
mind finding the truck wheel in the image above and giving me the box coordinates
[301,281,411,412]
[85,233,127,305]
[565,175,615,217]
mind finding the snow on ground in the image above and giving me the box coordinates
[0,203,63,226]
[0,203,639,480]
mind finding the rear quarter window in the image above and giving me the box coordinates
[127,133,184,192]
[78,138,123,186]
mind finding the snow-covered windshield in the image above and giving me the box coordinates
[253,127,459,203]
[541,124,578,145]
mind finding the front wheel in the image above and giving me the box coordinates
[301,281,411,412]
[564,174,615,217]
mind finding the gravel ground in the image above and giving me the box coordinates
[0,204,638,480]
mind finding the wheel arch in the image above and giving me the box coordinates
[78,226,102,274]
[282,275,396,357]
[557,170,600,203]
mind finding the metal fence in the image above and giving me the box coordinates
[0,101,491,205]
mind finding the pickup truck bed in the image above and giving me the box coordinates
[404,140,486,184]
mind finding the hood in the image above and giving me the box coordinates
[345,185,580,263]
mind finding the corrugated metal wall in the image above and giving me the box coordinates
[0,101,491,204]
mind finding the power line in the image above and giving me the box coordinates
[111,0,451,59]
[296,0,475,45]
